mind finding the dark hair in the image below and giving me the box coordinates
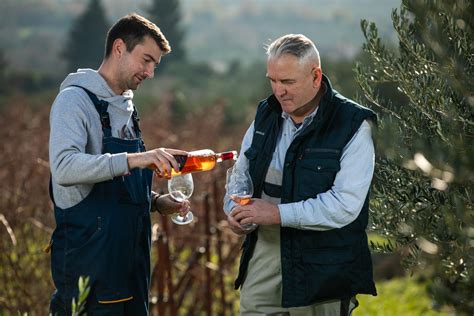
[104,13,171,58]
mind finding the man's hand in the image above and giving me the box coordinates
[127,148,187,178]
[231,198,281,226]
[226,212,250,235]
[154,193,190,216]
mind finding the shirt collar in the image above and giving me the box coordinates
[281,107,319,130]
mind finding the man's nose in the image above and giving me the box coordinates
[274,82,286,97]
[144,65,155,79]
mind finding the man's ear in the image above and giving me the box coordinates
[312,67,322,86]
[112,38,126,58]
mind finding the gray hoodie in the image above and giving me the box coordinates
[49,69,138,209]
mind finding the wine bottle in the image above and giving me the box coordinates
[171,149,238,176]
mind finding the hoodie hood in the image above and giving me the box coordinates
[59,68,137,139]
[60,68,134,113]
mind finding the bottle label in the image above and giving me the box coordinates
[174,155,187,171]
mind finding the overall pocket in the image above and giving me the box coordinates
[96,289,133,305]
[121,168,153,204]
[65,216,103,255]
[63,216,106,282]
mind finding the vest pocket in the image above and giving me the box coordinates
[302,148,341,157]
[301,246,358,302]
[296,156,341,200]
[299,157,340,172]
[244,146,259,161]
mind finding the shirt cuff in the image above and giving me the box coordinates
[150,191,161,213]
[278,203,300,228]
[110,152,129,177]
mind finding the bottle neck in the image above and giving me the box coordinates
[216,150,238,163]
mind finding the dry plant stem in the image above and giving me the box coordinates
[0,213,17,246]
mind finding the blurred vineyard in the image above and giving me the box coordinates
[0,93,247,315]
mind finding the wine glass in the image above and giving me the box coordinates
[226,166,257,231]
[167,173,194,225]
[226,166,253,206]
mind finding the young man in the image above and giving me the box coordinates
[225,34,377,315]
[49,13,188,315]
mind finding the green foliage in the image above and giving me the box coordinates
[323,51,382,99]
[71,276,90,316]
[0,222,52,314]
[355,276,453,316]
[355,0,473,313]
[146,0,186,66]
[62,0,110,73]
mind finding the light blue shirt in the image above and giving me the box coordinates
[224,108,375,231]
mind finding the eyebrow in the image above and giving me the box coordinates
[144,53,157,63]
[266,74,295,83]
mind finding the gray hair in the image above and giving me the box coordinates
[265,34,320,67]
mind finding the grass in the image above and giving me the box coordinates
[354,276,455,316]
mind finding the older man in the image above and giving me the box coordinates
[225,34,377,315]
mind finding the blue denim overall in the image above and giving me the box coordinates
[50,88,153,315]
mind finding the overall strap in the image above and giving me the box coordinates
[72,85,112,137]
[131,108,146,150]
[131,108,143,140]
[71,85,145,148]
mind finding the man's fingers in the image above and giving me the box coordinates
[233,210,252,222]
[152,154,173,177]
[154,165,170,178]
[228,214,242,227]
[227,215,245,235]
[157,148,180,171]
[229,206,244,217]
[239,217,254,225]
[179,201,190,215]
[156,194,192,216]
[229,211,254,231]
[129,148,186,172]
[163,148,187,156]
